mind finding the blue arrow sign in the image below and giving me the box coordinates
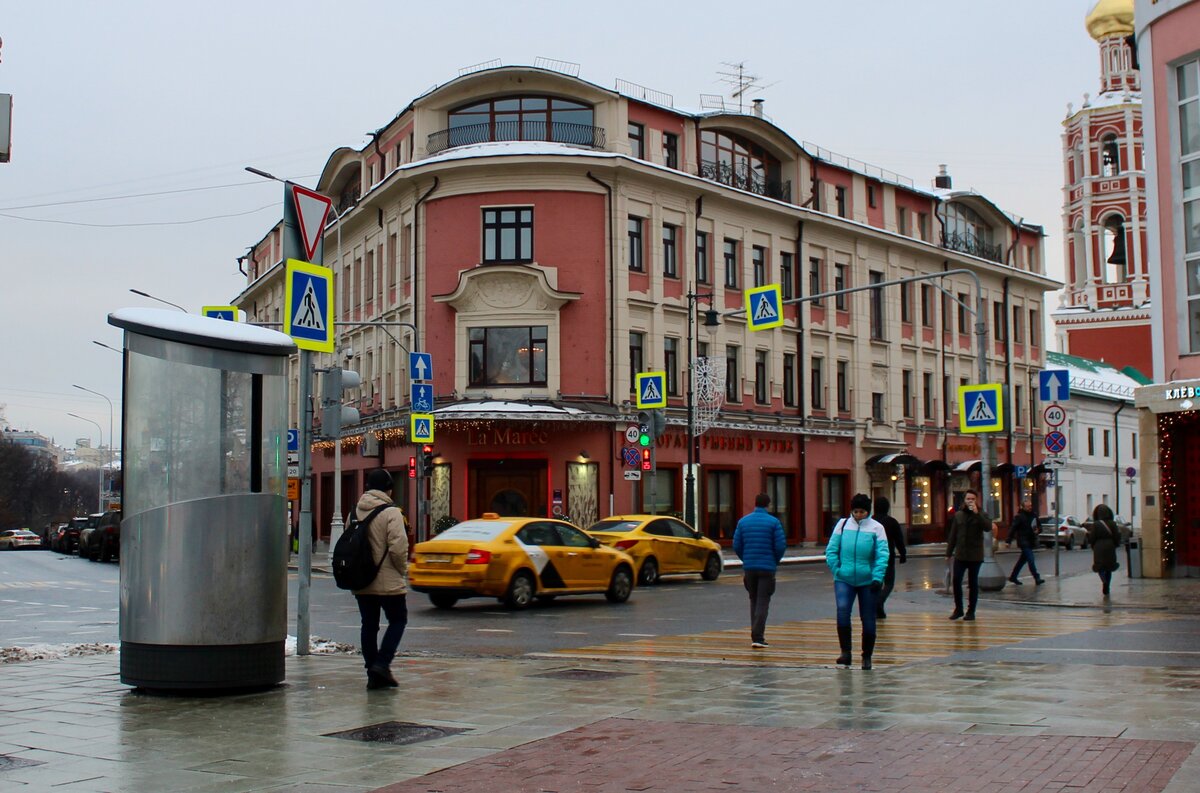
[409,352,433,382]
[287,429,299,453]
[411,383,434,413]
[1039,369,1070,402]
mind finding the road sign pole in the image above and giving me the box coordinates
[974,297,1006,591]
[650,443,658,516]
[296,349,313,656]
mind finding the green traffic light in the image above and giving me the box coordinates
[639,433,651,447]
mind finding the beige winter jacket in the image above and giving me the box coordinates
[351,490,408,596]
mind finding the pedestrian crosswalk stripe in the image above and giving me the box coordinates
[968,394,996,423]
[533,611,1158,669]
[292,278,325,331]
[753,294,778,322]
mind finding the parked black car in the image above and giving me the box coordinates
[79,510,121,562]
[53,516,91,553]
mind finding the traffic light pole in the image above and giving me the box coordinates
[296,349,314,656]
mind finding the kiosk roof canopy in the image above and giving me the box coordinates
[109,308,296,357]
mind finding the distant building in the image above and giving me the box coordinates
[1,428,62,465]
[1133,0,1200,578]
[1054,0,1153,376]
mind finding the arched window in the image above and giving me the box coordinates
[699,129,784,199]
[1103,215,1128,283]
[440,96,598,151]
[1101,134,1121,176]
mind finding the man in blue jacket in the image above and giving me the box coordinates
[733,493,787,649]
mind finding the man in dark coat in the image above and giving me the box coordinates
[1006,496,1044,585]
[946,489,996,622]
[732,493,787,649]
[872,496,906,619]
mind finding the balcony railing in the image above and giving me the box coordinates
[698,160,791,203]
[940,230,1004,264]
[427,120,606,155]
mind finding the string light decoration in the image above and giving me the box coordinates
[1157,410,1200,567]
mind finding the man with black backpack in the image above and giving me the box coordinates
[350,469,409,690]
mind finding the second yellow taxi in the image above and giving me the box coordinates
[410,514,636,609]
[585,515,723,585]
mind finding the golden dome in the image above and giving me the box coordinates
[1086,0,1134,41]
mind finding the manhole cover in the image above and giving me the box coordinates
[324,721,467,746]
[530,668,633,681]
[0,755,43,772]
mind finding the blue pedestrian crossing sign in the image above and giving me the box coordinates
[411,383,434,413]
[635,371,667,409]
[1039,369,1071,402]
[744,284,784,331]
[411,413,435,444]
[201,305,240,322]
[409,352,433,382]
[283,259,334,353]
[957,383,1004,433]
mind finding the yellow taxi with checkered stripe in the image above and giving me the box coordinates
[584,515,723,586]
[409,514,636,610]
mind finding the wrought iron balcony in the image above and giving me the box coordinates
[698,160,791,202]
[427,120,606,155]
[940,230,1004,264]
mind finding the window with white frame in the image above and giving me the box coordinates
[1178,59,1200,350]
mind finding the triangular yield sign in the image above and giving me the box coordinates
[291,185,332,262]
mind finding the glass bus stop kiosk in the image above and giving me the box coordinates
[109,308,295,690]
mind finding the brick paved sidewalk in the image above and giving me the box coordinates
[374,718,1193,793]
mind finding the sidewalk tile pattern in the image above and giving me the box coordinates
[372,718,1194,793]
[538,611,1157,668]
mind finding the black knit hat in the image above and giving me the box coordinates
[365,469,393,492]
[850,493,872,512]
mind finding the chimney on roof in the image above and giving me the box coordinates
[752,98,764,118]
[934,164,952,189]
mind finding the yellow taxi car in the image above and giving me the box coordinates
[409,514,636,610]
[584,515,723,585]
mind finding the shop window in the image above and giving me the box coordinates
[910,476,931,525]
[705,469,738,541]
[640,469,676,514]
[469,327,547,386]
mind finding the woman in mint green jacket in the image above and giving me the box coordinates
[825,493,890,669]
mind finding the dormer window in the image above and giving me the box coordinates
[434,96,601,152]
[939,202,1002,263]
[699,129,788,201]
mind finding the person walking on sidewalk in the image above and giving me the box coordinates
[872,496,906,620]
[946,489,996,622]
[1088,503,1121,599]
[732,493,786,649]
[826,493,889,669]
[1006,496,1045,586]
[353,469,410,690]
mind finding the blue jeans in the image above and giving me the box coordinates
[834,580,877,634]
[1010,546,1041,581]
[356,594,408,670]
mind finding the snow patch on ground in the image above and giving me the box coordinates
[285,636,358,656]
[1,642,118,664]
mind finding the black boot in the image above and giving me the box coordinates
[836,625,852,667]
[862,631,877,670]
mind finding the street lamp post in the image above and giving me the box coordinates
[93,340,123,355]
[67,412,103,512]
[684,290,719,528]
[129,289,187,312]
[73,385,114,505]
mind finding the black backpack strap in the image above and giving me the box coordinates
[360,504,392,574]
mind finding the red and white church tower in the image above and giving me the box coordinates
[1053,0,1152,376]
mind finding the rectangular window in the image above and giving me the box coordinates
[900,281,912,323]
[341,263,351,315]
[837,360,849,412]
[780,252,794,300]
[468,326,547,387]
[1012,305,1024,344]
[387,232,397,288]
[918,212,930,241]
[1132,432,1138,458]
[402,223,412,282]
[724,238,739,288]
[958,293,970,334]
[662,224,678,277]
[1177,60,1200,349]
[755,350,769,404]
[923,372,934,421]
[1103,429,1111,457]
[663,132,678,169]
[629,332,644,393]
[872,392,885,422]
[1030,309,1040,347]
[869,271,884,339]
[992,301,1006,341]
[365,249,375,305]
[725,346,740,402]
[897,207,908,236]
[867,183,878,209]
[482,207,534,263]
[943,375,951,419]
[664,337,680,396]
[809,258,823,305]
[921,284,933,327]
[752,245,767,287]
[1088,427,1096,456]
[811,357,825,409]
[783,353,796,407]
[835,185,848,218]
[902,370,914,418]
[695,231,710,284]
[834,264,847,310]
[942,292,951,331]
[628,122,645,159]
[1014,384,1024,427]
[697,340,709,359]
[628,217,644,271]
[353,257,362,307]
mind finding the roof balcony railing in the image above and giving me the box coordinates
[427,120,606,155]
[698,160,791,202]
[940,230,1004,264]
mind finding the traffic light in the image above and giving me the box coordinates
[421,444,435,470]
[641,448,651,471]
[408,456,417,478]
[637,409,667,446]
[320,368,361,439]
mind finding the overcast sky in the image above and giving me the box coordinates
[1,0,1104,449]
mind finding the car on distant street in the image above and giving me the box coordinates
[1038,515,1087,549]
[409,514,636,610]
[79,510,121,562]
[0,529,43,550]
[584,514,723,585]
[52,516,90,554]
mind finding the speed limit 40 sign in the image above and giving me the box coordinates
[1043,404,1066,428]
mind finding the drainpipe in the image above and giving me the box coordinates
[1113,400,1126,516]
[586,172,616,514]
[795,219,807,545]
[412,177,439,350]
[1003,275,1014,520]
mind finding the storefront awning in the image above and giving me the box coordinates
[952,459,981,473]
[922,459,952,472]
[865,452,922,467]
[433,400,620,422]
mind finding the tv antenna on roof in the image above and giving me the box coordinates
[716,61,776,114]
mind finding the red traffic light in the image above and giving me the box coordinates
[422,444,433,454]
[408,456,417,478]
[641,448,651,471]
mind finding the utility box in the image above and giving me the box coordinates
[1127,538,1143,579]
[109,308,295,690]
